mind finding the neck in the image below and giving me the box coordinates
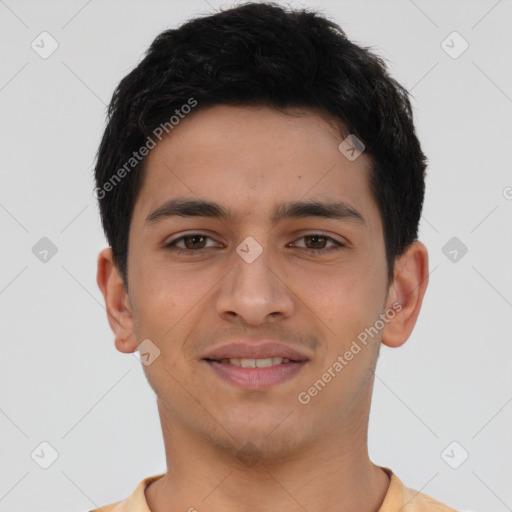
[145,399,390,512]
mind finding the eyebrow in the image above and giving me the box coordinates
[145,198,365,226]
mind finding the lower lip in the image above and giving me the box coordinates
[204,360,307,391]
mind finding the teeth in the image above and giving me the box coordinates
[219,357,291,367]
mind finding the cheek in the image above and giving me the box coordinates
[289,260,385,340]
[289,261,360,309]
[130,258,226,351]
[128,258,185,338]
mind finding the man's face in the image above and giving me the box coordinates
[125,105,391,460]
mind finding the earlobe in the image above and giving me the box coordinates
[381,241,429,348]
[96,248,137,354]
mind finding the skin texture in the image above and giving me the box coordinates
[97,105,429,512]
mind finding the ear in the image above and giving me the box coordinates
[381,241,429,348]
[96,247,137,354]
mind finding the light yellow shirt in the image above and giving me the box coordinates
[89,467,458,511]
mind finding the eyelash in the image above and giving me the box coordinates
[164,233,346,256]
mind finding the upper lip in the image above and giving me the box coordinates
[203,341,310,361]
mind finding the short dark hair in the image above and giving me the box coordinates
[94,1,426,287]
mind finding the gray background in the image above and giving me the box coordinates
[1,0,511,511]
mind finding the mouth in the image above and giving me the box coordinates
[204,356,297,367]
[203,357,308,390]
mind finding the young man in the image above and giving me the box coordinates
[93,2,457,511]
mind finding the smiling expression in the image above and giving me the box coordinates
[116,104,394,459]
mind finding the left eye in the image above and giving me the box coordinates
[290,234,345,252]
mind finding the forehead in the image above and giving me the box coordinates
[131,104,379,229]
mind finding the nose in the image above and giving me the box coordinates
[215,240,295,326]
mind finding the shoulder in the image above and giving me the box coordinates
[86,499,128,512]
[401,484,458,511]
[380,467,458,512]
[86,473,165,512]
